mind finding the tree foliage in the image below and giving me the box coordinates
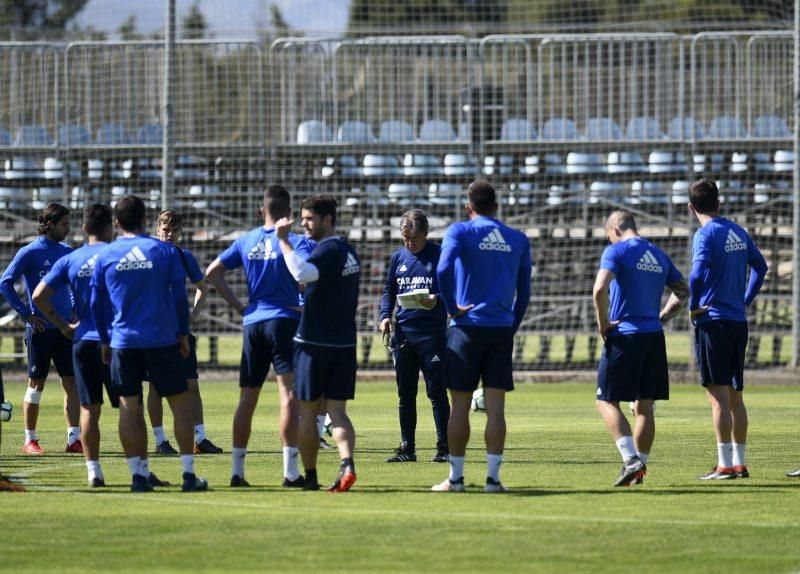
[182,2,207,40]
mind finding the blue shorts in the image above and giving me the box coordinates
[111,344,187,399]
[240,319,298,387]
[444,325,515,393]
[73,340,117,408]
[694,320,748,391]
[25,326,74,379]
[294,342,356,401]
[597,331,669,402]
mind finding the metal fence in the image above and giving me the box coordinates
[0,33,794,370]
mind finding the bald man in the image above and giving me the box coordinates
[592,210,688,486]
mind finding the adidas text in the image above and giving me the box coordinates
[116,260,153,271]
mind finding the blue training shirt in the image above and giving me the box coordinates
[380,241,446,333]
[0,236,73,327]
[90,235,189,348]
[42,243,112,342]
[295,236,360,348]
[166,246,204,334]
[691,217,767,324]
[599,237,682,335]
[437,216,532,330]
[219,227,313,326]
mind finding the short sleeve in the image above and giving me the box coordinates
[219,236,244,270]
[599,245,619,274]
[42,256,69,290]
[169,245,188,284]
[692,229,711,263]
[182,250,204,283]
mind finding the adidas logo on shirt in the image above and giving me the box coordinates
[478,229,512,252]
[342,252,360,276]
[724,229,747,253]
[431,355,441,363]
[636,250,663,273]
[398,264,408,272]
[77,254,98,278]
[247,241,278,261]
[115,246,153,271]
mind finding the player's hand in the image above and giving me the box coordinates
[598,320,620,341]
[178,335,190,358]
[60,322,79,341]
[418,294,437,310]
[379,317,393,335]
[274,217,294,240]
[234,301,247,316]
[690,306,709,319]
[26,314,46,333]
[450,303,475,319]
[101,344,111,365]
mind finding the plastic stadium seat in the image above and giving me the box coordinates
[541,118,578,140]
[483,155,514,176]
[96,123,132,144]
[774,149,794,172]
[0,127,11,145]
[58,124,91,146]
[500,118,537,141]
[586,118,623,140]
[648,151,688,174]
[588,181,625,205]
[403,154,441,176]
[428,183,463,206]
[337,121,374,143]
[667,117,704,139]
[625,117,663,140]
[14,125,53,146]
[630,181,669,205]
[567,118,621,174]
[6,125,52,181]
[297,120,332,143]
[418,120,456,142]
[136,123,163,144]
[707,116,747,138]
[322,155,360,177]
[752,115,791,138]
[378,120,414,143]
[387,183,423,205]
[443,154,478,176]
[607,152,646,174]
[458,121,470,141]
[671,180,689,204]
[363,154,400,176]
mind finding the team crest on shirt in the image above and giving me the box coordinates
[426,262,433,272]
[247,241,278,261]
[342,252,360,276]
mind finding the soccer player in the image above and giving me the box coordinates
[206,185,312,487]
[90,195,208,493]
[379,209,450,463]
[276,194,360,492]
[147,210,223,456]
[592,210,688,486]
[687,179,768,480]
[432,180,531,493]
[0,203,80,455]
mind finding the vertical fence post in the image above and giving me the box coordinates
[793,0,800,367]
[161,0,176,211]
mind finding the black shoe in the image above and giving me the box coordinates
[613,458,646,487]
[319,438,333,450]
[734,465,750,479]
[181,472,209,492]
[194,438,224,454]
[230,474,250,487]
[786,466,800,478]
[282,475,305,488]
[131,474,154,493]
[154,440,179,456]
[303,477,320,491]
[431,443,449,463]
[630,475,644,485]
[89,477,106,488]
[148,472,171,487]
[386,444,416,463]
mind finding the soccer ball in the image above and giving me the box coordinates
[0,400,12,422]
[628,400,657,415]
[471,388,486,412]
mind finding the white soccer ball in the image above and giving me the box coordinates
[628,400,657,415]
[471,388,486,412]
[0,400,12,422]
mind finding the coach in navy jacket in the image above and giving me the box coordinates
[379,210,450,464]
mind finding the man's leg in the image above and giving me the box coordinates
[445,389,471,481]
[81,403,104,484]
[730,388,748,474]
[61,375,80,444]
[706,384,734,473]
[147,384,171,450]
[632,399,655,465]
[298,398,321,487]
[420,339,449,461]
[326,398,357,492]
[165,390,207,491]
[483,388,506,485]
[22,377,46,453]
[231,386,261,483]
[596,400,645,486]
[388,341,418,461]
[276,372,302,483]
[118,395,149,487]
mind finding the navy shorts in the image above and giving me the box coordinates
[25,326,74,379]
[73,340,118,408]
[240,319,298,388]
[294,342,356,402]
[111,344,188,399]
[597,331,669,402]
[694,320,748,391]
[444,325,515,393]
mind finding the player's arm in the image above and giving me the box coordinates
[379,252,398,335]
[182,250,208,322]
[744,237,768,308]
[89,260,111,346]
[190,278,208,322]
[688,259,709,319]
[205,257,246,315]
[659,258,689,325]
[512,241,533,332]
[169,249,190,337]
[32,261,75,339]
[436,226,472,319]
[275,218,320,283]
[592,268,619,340]
[0,251,46,332]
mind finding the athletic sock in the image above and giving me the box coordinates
[448,455,465,481]
[717,442,733,469]
[24,429,38,442]
[152,426,166,445]
[138,458,150,478]
[67,427,80,445]
[732,443,747,467]
[316,416,326,437]
[283,446,300,480]
[615,436,638,463]
[181,454,195,475]
[194,424,207,443]
[126,456,141,478]
[231,447,246,478]
[486,453,503,482]
[86,460,103,481]
[340,457,355,475]
[637,452,650,465]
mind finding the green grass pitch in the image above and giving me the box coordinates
[1,379,799,572]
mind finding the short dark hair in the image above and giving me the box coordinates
[157,210,182,228]
[689,179,719,214]
[606,210,637,233]
[400,209,429,236]
[37,203,70,235]
[264,185,291,220]
[467,179,497,215]
[84,204,113,236]
[301,194,337,226]
[115,195,146,232]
